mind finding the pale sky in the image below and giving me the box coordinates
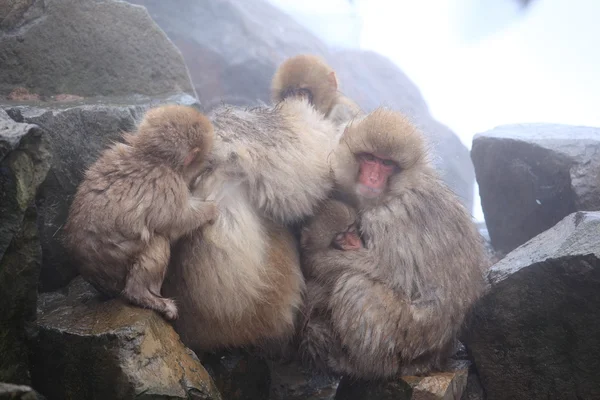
[269,0,600,221]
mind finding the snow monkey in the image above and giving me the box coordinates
[162,97,339,351]
[298,108,487,379]
[63,105,218,320]
[271,54,363,126]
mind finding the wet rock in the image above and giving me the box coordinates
[30,277,222,400]
[201,350,270,400]
[0,0,195,98]
[127,0,474,210]
[0,382,43,400]
[0,110,50,383]
[1,93,199,291]
[471,123,600,253]
[268,360,339,400]
[335,366,469,400]
[466,211,600,400]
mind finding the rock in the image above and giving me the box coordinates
[466,211,600,400]
[0,0,195,98]
[335,366,469,400]
[0,382,43,400]
[126,0,474,210]
[0,110,50,384]
[200,350,270,400]
[471,123,600,253]
[30,277,222,400]
[1,93,199,291]
[268,360,339,400]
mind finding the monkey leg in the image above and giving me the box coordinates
[122,235,178,320]
[298,315,349,376]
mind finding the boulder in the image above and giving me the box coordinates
[1,93,199,291]
[0,382,43,400]
[471,123,600,253]
[0,0,195,98]
[126,0,474,210]
[466,211,600,400]
[30,277,222,400]
[0,110,50,383]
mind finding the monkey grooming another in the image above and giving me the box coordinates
[63,105,218,320]
[162,97,338,352]
[297,109,487,380]
[271,54,363,126]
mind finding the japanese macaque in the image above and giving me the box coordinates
[271,54,363,126]
[298,108,487,380]
[162,97,338,351]
[63,105,218,320]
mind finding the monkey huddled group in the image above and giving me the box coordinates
[63,54,487,381]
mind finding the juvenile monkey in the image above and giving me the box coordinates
[63,105,218,320]
[271,54,363,126]
[298,109,487,379]
[162,97,338,351]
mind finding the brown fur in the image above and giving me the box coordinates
[271,54,363,125]
[162,97,338,351]
[299,109,488,379]
[63,105,217,320]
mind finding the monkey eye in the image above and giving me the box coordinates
[360,153,376,162]
[382,159,396,167]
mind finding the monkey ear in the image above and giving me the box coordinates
[184,148,201,167]
[328,71,338,90]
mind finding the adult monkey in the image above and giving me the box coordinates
[297,108,487,379]
[162,98,338,351]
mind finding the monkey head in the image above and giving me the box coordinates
[301,200,362,251]
[271,54,339,116]
[333,108,429,208]
[128,105,215,185]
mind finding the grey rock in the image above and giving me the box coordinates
[0,382,43,400]
[127,0,474,210]
[0,111,50,384]
[30,277,222,400]
[1,93,199,291]
[466,211,600,400]
[0,0,195,98]
[268,360,339,400]
[471,123,600,253]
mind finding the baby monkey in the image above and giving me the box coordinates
[63,105,218,320]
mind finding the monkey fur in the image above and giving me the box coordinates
[298,108,487,379]
[162,97,339,351]
[271,54,363,126]
[63,105,217,320]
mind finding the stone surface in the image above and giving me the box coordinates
[0,110,50,384]
[127,0,474,210]
[335,368,469,400]
[201,350,270,400]
[30,277,222,400]
[268,360,338,400]
[466,211,600,400]
[0,382,42,400]
[0,0,195,98]
[1,93,199,291]
[471,123,600,253]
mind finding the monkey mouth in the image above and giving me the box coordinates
[357,184,382,199]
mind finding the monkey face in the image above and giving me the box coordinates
[355,153,398,199]
[332,224,363,251]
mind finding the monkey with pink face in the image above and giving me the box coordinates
[297,108,487,380]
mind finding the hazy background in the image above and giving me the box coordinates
[267,0,600,221]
